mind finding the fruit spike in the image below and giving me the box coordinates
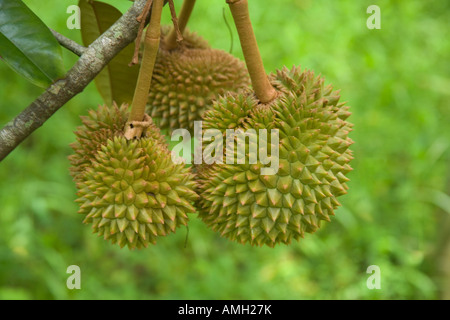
[146,26,250,134]
[76,136,198,250]
[68,103,165,182]
[196,66,353,247]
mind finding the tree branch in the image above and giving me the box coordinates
[0,0,148,161]
[51,29,86,57]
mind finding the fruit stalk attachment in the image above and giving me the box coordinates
[125,0,164,140]
[226,0,277,103]
[165,0,197,50]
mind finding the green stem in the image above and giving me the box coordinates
[128,0,164,123]
[165,0,197,50]
[227,0,277,103]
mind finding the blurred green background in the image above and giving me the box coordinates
[0,0,449,299]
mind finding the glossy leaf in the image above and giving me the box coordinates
[79,0,139,106]
[0,0,65,88]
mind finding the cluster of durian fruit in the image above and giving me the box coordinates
[69,26,353,249]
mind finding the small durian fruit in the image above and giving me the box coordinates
[146,26,250,134]
[197,66,353,247]
[68,103,165,182]
[76,136,198,249]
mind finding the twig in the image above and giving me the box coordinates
[130,0,153,66]
[50,29,86,57]
[165,0,196,50]
[0,0,148,161]
[223,7,234,54]
[167,0,183,44]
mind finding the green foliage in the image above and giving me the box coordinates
[0,0,449,300]
[79,0,139,105]
[0,0,64,87]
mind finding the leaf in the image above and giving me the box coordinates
[0,0,65,88]
[79,0,139,106]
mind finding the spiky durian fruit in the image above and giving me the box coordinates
[76,136,198,249]
[196,66,353,247]
[146,26,250,133]
[69,103,165,182]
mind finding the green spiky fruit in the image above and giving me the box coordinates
[146,26,250,134]
[69,103,165,182]
[197,66,353,247]
[76,136,198,249]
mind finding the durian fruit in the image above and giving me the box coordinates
[196,66,353,247]
[146,26,250,133]
[76,136,198,249]
[68,103,165,182]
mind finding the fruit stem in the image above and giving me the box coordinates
[227,0,277,104]
[126,0,164,139]
[165,0,196,50]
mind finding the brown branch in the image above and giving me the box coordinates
[227,0,277,103]
[130,0,153,66]
[165,0,196,50]
[0,0,149,162]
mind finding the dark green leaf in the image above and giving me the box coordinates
[79,0,139,106]
[0,0,65,88]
